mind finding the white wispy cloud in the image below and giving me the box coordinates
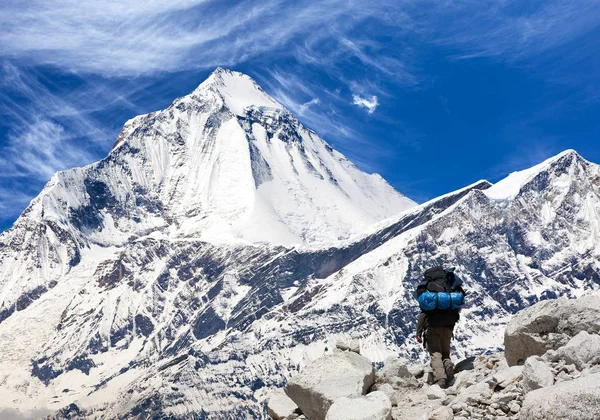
[1,1,597,79]
[352,94,379,114]
[0,63,115,176]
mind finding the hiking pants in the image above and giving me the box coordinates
[425,325,453,383]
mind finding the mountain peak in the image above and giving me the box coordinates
[484,149,587,200]
[195,67,282,116]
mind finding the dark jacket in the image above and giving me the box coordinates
[416,271,465,336]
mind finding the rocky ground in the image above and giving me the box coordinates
[267,294,600,420]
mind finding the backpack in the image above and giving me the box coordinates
[417,266,464,311]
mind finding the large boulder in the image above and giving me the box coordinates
[268,389,299,420]
[325,391,392,420]
[285,351,375,420]
[378,356,412,379]
[504,295,600,366]
[521,357,554,394]
[555,331,600,369]
[520,372,600,419]
[376,356,418,389]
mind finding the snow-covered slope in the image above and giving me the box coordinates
[0,68,415,323]
[0,68,599,418]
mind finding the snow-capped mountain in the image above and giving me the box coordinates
[0,68,599,418]
[0,68,415,326]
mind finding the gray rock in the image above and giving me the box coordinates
[491,365,523,388]
[268,389,298,420]
[325,391,392,420]
[379,356,412,379]
[426,384,446,400]
[504,295,600,366]
[509,401,520,413]
[491,392,520,404]
[428,406,454,420]
[407,364,425,378]
[520,372,600,419]
[522,356,554,394]
[285,351,375,420]
[453,380,493,405]
[336,339,361,354]
[555,331,600,369]
[371,383,398,406]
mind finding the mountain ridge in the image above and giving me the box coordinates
[0,69,599,418]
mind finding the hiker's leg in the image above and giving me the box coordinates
[426,327,446,384]
[441,327,454,381]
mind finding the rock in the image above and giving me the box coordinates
[504,295,600,366]
[491,365,523,388]
[509,401,520,413]
[371,383,398,406]
[407,364,425,378]
[520,372,600,419]
[554,370,571,383]
[336,339,361,354]
[453,380,493,406]
[491,392,520,404]
[454,356,475,374]
[426,384,446,400]
[522,356,554,394]
[428,406,454,420]
[285,351,375,420]
[379,356,412,379]
[447,371,471,394]
[325,391,392,420]
[555,331,600,369]
[268,389,298,420]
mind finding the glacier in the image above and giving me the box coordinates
[0,68,599,418]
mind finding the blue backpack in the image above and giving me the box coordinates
[416,266,465,311]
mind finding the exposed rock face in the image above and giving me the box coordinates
[268,389,298,420]
[325,391,392,420]
[285,351,375,420]
[521,357,554,394]
[371,383,398,406]
[504,295,600,366]
[520,373,600,420]
[427,406,454,420]
[378,357,412,380]
[555,331,600,369]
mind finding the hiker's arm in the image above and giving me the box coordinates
[416,312,426,341]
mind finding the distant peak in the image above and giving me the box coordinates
[485,149,587,200]
[195,67,282,116]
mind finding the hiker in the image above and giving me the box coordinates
[415,266,466,388]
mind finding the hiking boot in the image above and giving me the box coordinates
[436,378,447,389]
[443,358,455,383]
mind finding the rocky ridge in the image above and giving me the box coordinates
[268,294,600,420]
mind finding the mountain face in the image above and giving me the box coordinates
[0,69,599,419]
[0,68,415,327]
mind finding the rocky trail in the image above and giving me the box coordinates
[267,294,600,420]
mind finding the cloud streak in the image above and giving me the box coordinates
[352,94,379,114]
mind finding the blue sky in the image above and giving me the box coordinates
[1,0,599,232]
